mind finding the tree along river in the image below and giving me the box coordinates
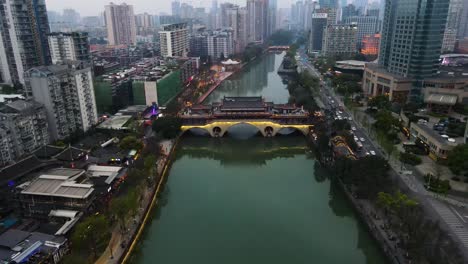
[133,53,387,264]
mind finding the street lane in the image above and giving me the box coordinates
[297,51,468,255]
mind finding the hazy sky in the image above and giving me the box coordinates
[45,0,295,16]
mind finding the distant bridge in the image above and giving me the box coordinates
[268,46,290,51]
[179,97,322,137]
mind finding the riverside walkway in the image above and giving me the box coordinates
[95,140,174,264]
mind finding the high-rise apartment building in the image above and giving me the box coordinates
[207,30,234,60]
[226,6,248,53]
[48,32,91,64]
[105,3,136,45]
[344,15,379,49]
[189,34,209,58]
[135,13,155,36]
[379,0,449,79]
[247,0,269,43]
[62,9,81,27]
[457,0,468,39]
[0,100,48,166]
[322,24,358,57]
[267,0,277,37]
[303,0,317,30]
[159,23,189,57]
[25,61,98,141]
[0,0,51,85]
[172,1,181,17]
[441,0,463,53]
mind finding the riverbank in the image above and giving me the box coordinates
[94,139,178,264]
[197,71,234,104]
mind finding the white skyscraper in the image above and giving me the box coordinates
[159,23,189,57]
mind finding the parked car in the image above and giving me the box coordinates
[370,150,376,155]
[360,137,366,142]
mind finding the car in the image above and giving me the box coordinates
[338,111,343,114]
[365,152,370,156]
[348,117,353,121]
[354,136,359,142]
[360,137,365,142]
[331,100,335,103]
[370,150,376,155]
[351,126,357,131]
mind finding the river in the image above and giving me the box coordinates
[133,52,387,264]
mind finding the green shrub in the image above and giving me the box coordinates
[399,152,422,166]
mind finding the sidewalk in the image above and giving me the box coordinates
[95,140,174,264]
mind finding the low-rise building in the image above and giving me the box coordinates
[362,62,468,108]
[17,168,95,219]
[362,63,413,103]
[0,229,67,264]
[410,122,462,160]
[0,100,49,166]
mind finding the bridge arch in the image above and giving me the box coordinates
[180,121,312,138]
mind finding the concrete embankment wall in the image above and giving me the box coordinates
[120,137,181,264]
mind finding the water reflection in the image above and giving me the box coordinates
[206,52,290,104]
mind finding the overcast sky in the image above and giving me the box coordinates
[45,0,296,17]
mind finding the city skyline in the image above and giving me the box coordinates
[45,0,297,16]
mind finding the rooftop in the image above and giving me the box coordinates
[425,94,458,106]
[221,97,265,111]
[97,115,133,130]
[412,122,464,146]
[20,168,94,199]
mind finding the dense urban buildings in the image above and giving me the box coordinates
[48,32,91,64]
[247,0,269,42]
[159,23,189,57]
[0,101,49,166]
[25,61,98,141]
[0,0,51,85]
[104,2,137,45]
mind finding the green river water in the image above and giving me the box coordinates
[134,53,387,264]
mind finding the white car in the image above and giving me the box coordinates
[360,137,366,142]
[370,150,376,155]
[348,117,353,121]
[351,126,357,131]
[354,136,359,142]
[365,152,370,156]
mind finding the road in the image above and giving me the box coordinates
[297,50,468,258]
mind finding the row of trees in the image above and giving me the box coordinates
[332,153,464,263]
[287,71,320,111]
[66,121,163,262]
[331,73,362,96]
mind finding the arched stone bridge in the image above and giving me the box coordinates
[181,120,313,137]
[179,96,323,137]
